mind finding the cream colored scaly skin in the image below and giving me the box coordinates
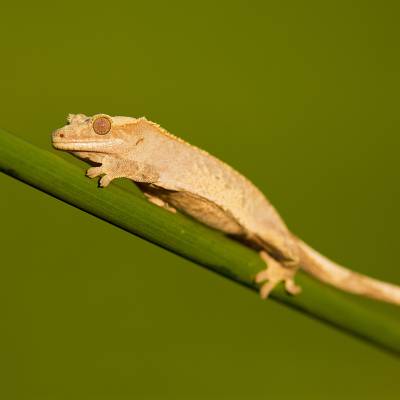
[52,113,400,305]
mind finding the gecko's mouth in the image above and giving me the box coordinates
[52,139,123,151]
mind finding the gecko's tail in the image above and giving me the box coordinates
[296,238,400,306]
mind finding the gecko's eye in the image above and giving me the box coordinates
[92,115,112,135]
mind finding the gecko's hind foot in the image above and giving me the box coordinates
[255,251,301,298]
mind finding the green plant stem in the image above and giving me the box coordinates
[1,128,399,355]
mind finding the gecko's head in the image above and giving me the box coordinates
[52,113,139,155]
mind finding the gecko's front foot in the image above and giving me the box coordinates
[85,157,122,187]
[86,166,103,179]
[86,166,117,187]
[255,251,301,298]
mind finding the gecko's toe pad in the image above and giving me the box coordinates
[86,167,103,178]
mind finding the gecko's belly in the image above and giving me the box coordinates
[157,189,246,236]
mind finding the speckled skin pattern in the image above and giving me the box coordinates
[52,114,400,305]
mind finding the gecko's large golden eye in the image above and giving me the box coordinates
[92,115,112,135]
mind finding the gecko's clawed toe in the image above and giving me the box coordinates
[284,279,302,295]
[99,174,115,187]
[86,167,103,179]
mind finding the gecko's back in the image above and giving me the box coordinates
[134,119,299,262]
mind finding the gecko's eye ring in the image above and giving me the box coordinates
[92,115,112,135]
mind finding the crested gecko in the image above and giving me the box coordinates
[52,113,400,305]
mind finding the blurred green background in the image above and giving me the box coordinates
[1,0,400,398]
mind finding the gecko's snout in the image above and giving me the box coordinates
[51,129,68,148]
[52,129,63,141]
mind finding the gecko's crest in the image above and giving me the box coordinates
[67,113,88,124]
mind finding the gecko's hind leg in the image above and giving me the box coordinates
[255,251,301,298]
[143,193,177,213]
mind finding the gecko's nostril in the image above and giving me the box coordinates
[59,133,64,138]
